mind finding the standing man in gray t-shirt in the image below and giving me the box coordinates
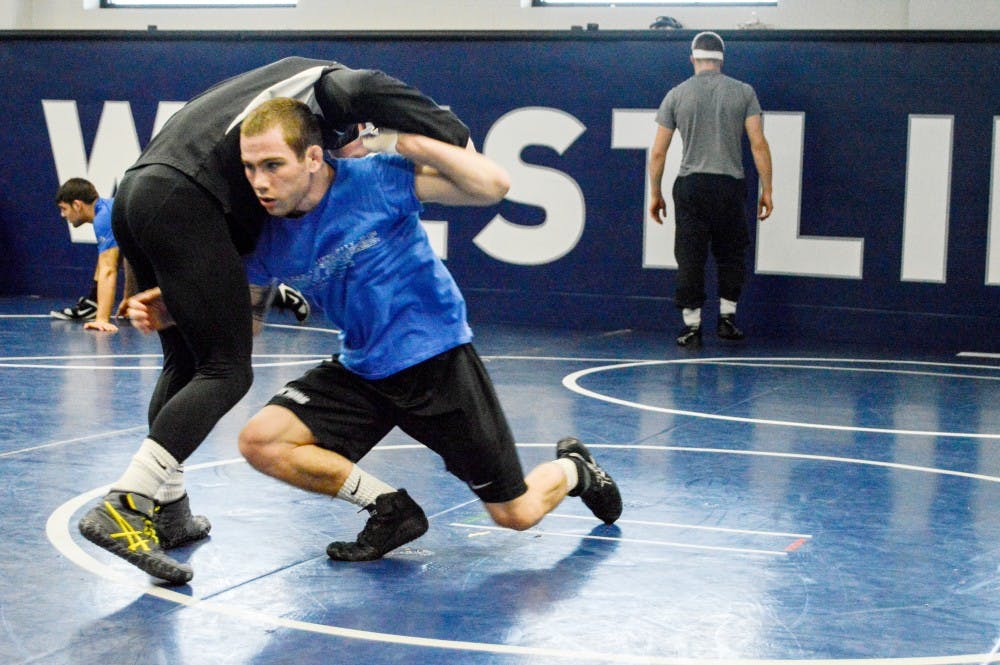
[648,31,773,348]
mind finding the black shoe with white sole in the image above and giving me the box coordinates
[556,437,622,525]
[326,489,428,562]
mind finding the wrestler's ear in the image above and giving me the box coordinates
[305,144,325,172]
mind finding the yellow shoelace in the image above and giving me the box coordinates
[103,499,160,552]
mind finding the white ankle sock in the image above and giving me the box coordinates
[154,465,187,504]
[554,457,580,493]
[720,298,737,316]
[336,465,396,509]
[112,438,179,499]
[682,307,702,328]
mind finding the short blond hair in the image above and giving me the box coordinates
[240,97,322,159]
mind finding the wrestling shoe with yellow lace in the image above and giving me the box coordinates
[78,491,193,584]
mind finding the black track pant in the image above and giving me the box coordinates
[112,164,253,463]
[671,173,750,311]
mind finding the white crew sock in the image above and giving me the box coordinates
[111,438,179,499]
[720,298,737,316]
[554,457,580,494]
[336,464,396,509]
[682,307,702,328]
[154,465,187,504]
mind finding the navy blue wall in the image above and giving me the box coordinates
[1,31,998,350]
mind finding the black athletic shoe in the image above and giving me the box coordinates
[153,494,211,549]
[556,437,623,525]
[326,489,429,562]
[716,314,745,341]
[78,491,193,584]
[676,325,702,348]
[273,283,310,322]
[50,297,98,321]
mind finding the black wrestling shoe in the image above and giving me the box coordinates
[78,491,193,584]
[556,437,623,525]
[716,314,745,341]
[50,297,98,321]
[676,325,702,348]
[153,494,211,549]
[326,489,429,562]
[273,283,310,322]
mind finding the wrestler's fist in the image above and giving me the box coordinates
[361,127,399,154]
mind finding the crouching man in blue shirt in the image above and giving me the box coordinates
[235,97,622,561]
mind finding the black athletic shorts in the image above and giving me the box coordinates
[267,343,527,504]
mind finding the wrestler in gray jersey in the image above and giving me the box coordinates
[648,32,774,348]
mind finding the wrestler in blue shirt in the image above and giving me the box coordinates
[245,153,471,380]
[236,97,622,563]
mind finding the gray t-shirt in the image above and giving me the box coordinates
[655,71,762,179]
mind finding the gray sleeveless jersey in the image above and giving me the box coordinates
[655,71,762,179]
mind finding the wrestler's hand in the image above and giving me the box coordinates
[127,287,175,333]
[331,123,372,158]
[361,126,399,154]
[115,298,130,319]
[83,320,119,333]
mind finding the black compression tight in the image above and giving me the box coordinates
[113,165,253,463]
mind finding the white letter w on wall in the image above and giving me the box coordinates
[42,100,183,243]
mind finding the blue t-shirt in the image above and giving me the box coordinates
[245,154,472,379]
[93,197,117,253]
